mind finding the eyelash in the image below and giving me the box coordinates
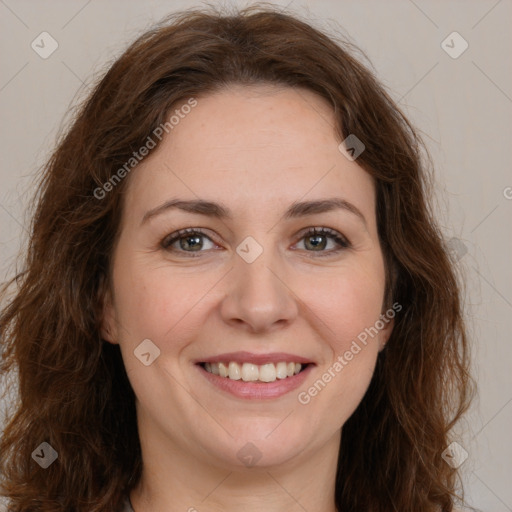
[160,227,351,258]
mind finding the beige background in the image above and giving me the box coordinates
[0,1,511,511]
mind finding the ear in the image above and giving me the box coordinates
[100,285,119,345]
[378,316,394,353]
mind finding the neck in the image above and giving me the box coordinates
[129,424,341,512]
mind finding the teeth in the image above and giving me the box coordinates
[203,361,305,382]
[259,363,276,382]
[276,362,288,379]
[241,363,259,382]
[228,361,241,380]
[218,362,228,378]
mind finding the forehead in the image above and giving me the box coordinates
[123,84,376,228]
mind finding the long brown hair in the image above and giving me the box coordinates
[0,4,475,511]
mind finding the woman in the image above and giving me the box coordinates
[0,5,475,512]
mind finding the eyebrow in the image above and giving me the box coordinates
[141,197,367,227]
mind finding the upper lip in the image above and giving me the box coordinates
[195,351,314,365]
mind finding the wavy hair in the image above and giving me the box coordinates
[0,4,475,511]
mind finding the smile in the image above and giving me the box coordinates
[201,361,306,382]
[195,353,314,399]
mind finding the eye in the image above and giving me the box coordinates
[161,226,351,258]
[293,227,351,257]
[161,228,218,257]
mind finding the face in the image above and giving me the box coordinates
[102,84,393,470]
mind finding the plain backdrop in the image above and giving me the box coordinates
[0,1,511,511]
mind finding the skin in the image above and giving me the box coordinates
[101,83,394,512]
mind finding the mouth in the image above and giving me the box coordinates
[194,352,315,399]
[198,360,311,383]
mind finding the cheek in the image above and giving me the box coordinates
[112,254,217,345]
[308,261,386,347]
[294,263,386,424]
[303,261,385,390]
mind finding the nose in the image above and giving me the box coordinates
[219,243,298,334]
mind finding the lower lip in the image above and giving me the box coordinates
[196,364,314,400]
